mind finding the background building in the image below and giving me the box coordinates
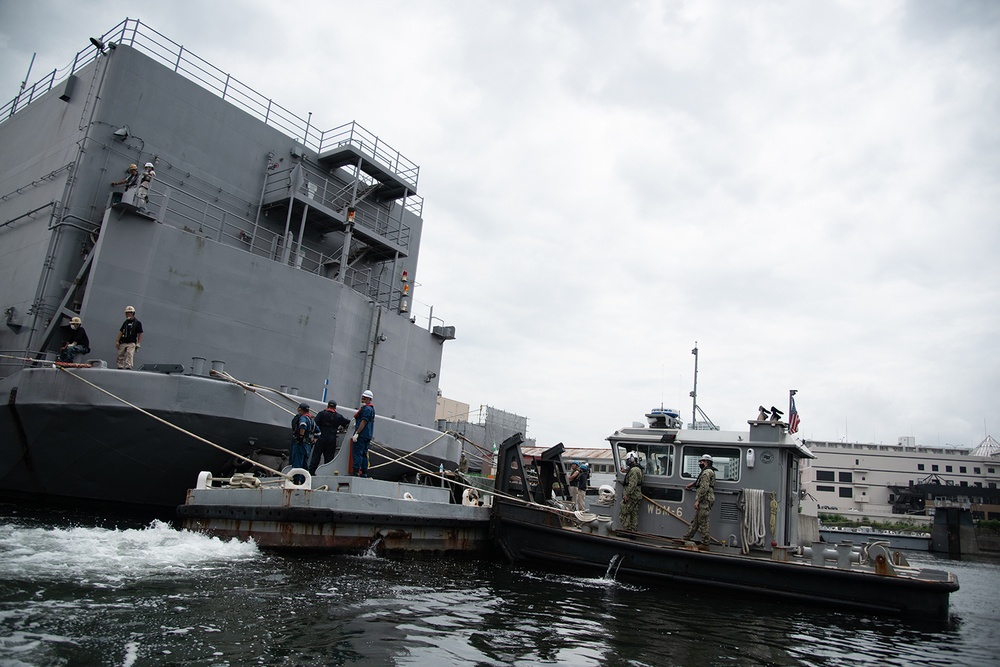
[800,435,1000,522]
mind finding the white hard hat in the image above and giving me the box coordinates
[625,451,638,463]
[361,390,374,399]
[69,316,82,325]
[144,162,154,168]
[124,305,135,313]
[700,454,713,462]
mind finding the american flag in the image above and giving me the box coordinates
[788,395,801,434]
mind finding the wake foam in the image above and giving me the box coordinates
[0,519,259,584]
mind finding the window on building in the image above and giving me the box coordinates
[946,465,953,473]
[839,471,853,483]
[839,487,853,498]
[989,468,995,474]
[960,466,967,473]
[975,467,981,474]
[917,464,925,471]
[817,485,835,493]
[960,481,968,487]
[816,470,835,482]
[975,482,982,488]
[932,465,939,472]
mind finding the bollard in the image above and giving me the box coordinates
[811,541,827,566]
[836,541,854,569]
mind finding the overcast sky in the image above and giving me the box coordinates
[2,1,997,451]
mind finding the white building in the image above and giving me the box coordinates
[800,435,1000,521]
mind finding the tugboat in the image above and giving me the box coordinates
[490,405,959,618]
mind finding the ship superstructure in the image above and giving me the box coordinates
[0,19,459,509]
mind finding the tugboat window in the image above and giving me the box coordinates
[616,444,673,476]
[681,447,740,481]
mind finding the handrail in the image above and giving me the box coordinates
[0,18,418,189]
[144,182,407,313]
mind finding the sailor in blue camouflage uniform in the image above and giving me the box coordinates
[683,453,716,544]
[350,390,375,477]
[289,403,317,470]
[619,451,644,531]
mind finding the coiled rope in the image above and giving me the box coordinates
[740,488,768,554]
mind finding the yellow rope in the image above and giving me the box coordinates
[209,369,297,415]
[366,431,451,470]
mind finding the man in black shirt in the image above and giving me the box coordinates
[309,400,350,474]
[58,316,90,363]
[115,306,144,369]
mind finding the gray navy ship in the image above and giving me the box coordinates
[0,19,461,511]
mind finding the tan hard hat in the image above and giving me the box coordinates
[124,306,136,313]
[70,316,82,325]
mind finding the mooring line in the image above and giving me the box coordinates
[53,366,290,479]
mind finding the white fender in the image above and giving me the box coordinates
[403,492,415,500]
[283,468,312,489]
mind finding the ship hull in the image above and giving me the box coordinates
[0,366,460,511]
[179,476,491,554]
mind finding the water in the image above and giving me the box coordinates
[1,505,997,666]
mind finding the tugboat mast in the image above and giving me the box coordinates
[690,342,699,428]
[689,343,718,430]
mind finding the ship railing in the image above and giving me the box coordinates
[147,184,406,312]
[263,165,413,248]
[318,122,420,191]
[0,19,419,191]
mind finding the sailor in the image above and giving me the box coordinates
[619,451,644,531]
[309,400,350,474]
[112,163,140,204]
[115,306,143,370]
[290,403,318,470]
[683,454,716,545]
[568,461,582,509]
[137,162,156,209]
[575,462,590,511]
[58,316,90,363]
[350,390,375,477]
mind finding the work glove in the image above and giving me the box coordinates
[351,433,359,443]
[136,344,140,349]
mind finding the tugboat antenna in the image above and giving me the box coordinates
[690,343,699,428]
[689,343,718,430]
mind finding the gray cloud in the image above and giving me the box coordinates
[2,0,997,451]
